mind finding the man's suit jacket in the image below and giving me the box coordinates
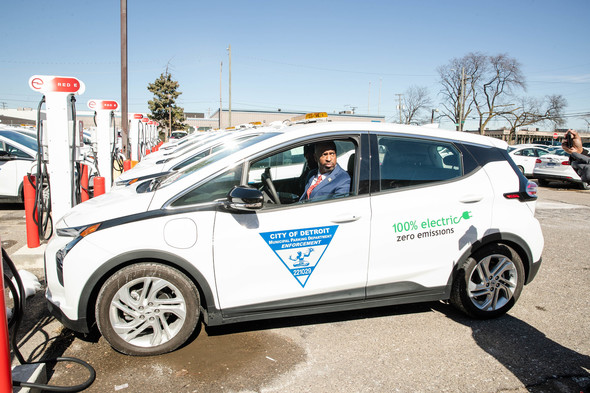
[300,164,351,201]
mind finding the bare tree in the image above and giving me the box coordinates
[438,53,526,133]
[499,95,567,141]
[437,53,485,131]
[398,86,432,125]
[474,54,526,134]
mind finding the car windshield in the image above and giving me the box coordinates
[150,132,279,191]
[0,130,38,151]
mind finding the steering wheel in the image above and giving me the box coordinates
[261,167,281,205]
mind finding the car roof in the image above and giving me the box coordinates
[149,121,508,207]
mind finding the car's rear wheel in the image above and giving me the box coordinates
[517,165,525,174]
[96,263,200,356]
[579,181,590,190]
[451,244,524,319]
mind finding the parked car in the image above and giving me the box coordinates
[507,145,550,176]
[533,148,589,190]
[0,129,38,202]
[44,120,544,355]
[114,132,233,187]
[169,131,188,140]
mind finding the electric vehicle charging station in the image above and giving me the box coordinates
[128,113,144,163]
[28,75,86,233]
[140,117,149,158]
[87,99,119,193]
[148,120,157,152]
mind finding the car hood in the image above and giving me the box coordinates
[57,185,154,229]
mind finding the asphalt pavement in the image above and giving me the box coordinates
[1,184,589,393]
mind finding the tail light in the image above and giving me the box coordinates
[536,158,542,163]
[504,180,537,201]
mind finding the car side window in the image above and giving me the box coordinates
[3,142,31,159]
[247,138,357,207]
[170,164,243,207]
[378,136,462,191]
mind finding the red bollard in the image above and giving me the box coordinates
[81,164,90,202]
[123,160,131,172]
[0,244,14,392]
[94,177,105,197]
[23,175,40,248]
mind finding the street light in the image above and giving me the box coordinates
[431,108,439,123]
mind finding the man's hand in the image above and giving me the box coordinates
[562,129,584,154]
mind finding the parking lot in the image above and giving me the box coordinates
[2,183,589,393]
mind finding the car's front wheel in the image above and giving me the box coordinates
[451,244,524,319]
[96,263,200,356]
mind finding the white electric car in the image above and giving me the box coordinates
[45,120,544,356]
[0,129,38,202]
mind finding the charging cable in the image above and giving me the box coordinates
[3,247,96,391]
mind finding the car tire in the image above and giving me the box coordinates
[579,181,590,190]
[96,263,200,356]
[517,165,525,174]
[450,244,524,319]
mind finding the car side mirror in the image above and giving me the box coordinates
[224,186,264,211]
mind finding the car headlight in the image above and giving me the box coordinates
[56,223,101,238]
[55,223,101,286]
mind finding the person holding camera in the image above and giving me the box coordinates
[562,129,590,183]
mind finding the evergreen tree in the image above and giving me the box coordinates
[147,71,187,139]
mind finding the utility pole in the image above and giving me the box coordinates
[378,78,382,116]
[368,82,371,115]
[227,44,231,127]
[219,61,222,129]
[167,94,172,140]
[395,93,403,124]
[459,67,465,131]
[120,0,128,156]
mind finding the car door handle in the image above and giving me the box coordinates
[459,194,484,204]
[331,214,362,223]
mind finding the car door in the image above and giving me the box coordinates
[212,134,372,315]
[366,134,494,299]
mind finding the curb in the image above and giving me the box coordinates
[9,245,46,271]
[12,363,47,393]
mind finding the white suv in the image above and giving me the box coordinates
[44,121,544,355]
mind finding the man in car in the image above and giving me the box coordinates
[300,141,351,201]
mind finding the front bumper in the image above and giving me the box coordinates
[46,288,90,333]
